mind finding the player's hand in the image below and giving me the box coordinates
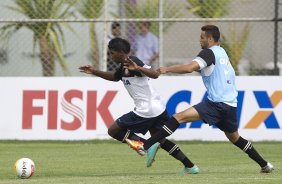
[157,67,168,74]
[124,57,138,71]
[79,65,95,74]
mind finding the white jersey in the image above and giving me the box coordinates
[114,56,165,118]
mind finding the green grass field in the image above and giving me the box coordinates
[1,140,281,184]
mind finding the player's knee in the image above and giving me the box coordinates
[173,114,182,123]
[107,128,113,137]
[107,126,115,137]
[226,132,240,143]
[107,122,121,138]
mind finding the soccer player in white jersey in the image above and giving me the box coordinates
[79,37,199,174]
[126,25,274,174]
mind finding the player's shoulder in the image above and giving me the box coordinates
[198,48,214,56]
[197,49,215,66]
[129,56,145,67]
[198,49,215,59]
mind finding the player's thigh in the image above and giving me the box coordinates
[174,106,201,124]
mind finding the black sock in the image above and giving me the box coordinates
[128,133,146,142]
[161,139,194,168]
[234,136,267,167]
[113,130,146,143]
[144,117,180,150]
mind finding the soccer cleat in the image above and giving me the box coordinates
[125,139,146,156]
[260,162,274,173]
[146,142,160,167]
[178,165,200,175]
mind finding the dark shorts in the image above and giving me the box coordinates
[193,99,238,133]
[116,110,170,135]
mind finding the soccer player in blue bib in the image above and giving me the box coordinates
[79,37,198,174]
[126,25,273,173]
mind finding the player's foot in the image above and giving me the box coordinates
[125,139,146,156]
[178,165,200,175]
[146,142,160,167]
[260,162,274,173]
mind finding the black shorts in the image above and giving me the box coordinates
[193,99,238,133]
[116,110,170,135]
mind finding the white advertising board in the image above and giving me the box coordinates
[0,76,281,141]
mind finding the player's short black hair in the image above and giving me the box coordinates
[201,25,220,42]
[111,22,120,29]
[108,38,130,54]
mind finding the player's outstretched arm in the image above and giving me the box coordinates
[125,57,160,79]
[79,65,118,81]
[158,61,200,74]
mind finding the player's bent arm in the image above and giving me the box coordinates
[79,65,118,81]
[126,56,159,78]
[91,70,118,81]
[166,61,200,74]
[136,66,159,79]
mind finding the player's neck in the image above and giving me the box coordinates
[208,42,219,48]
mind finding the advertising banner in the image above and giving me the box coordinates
[0,77,281,141]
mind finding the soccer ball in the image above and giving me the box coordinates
[14,158,35,179]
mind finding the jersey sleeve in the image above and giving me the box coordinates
[129,56,144,66]
[193,49,215,70]
[130,56,152,70]
[129,56,149,76]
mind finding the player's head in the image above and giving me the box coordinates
[108,38,130,63]
[200,25,220,49]
[111,22,121,37]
